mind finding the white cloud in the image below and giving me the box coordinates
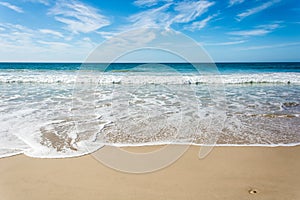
[173,0,214,23]
[133,0,172,7]
[0,23,97,61]
[39,29,63,37]
[237,0,281,20]
[24,0,50,5]
[37,40,71,47]
[128,0,215,30]
[185,14,216,31]
[239,42,300,50]
[0,24,35,50]
[256,23,280,30]
[0,2,23,13]
[48,0,110,33]
[228,0,244,7]
[0,23,33,34]
[128,3,172,28]
[205,40,246,46]
[228,23,280,36]
[229,29,271,36]
[96,31,117,40]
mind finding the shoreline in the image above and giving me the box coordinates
[2,142,300,159]
[1,145,300,200]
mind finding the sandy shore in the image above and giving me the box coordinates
[1,145,300,200]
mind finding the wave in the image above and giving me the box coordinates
[0,72,299,85]
[1,70,299,159]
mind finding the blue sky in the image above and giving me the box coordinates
[0,0,299,62]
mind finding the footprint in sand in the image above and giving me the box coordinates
[249,189,259,194]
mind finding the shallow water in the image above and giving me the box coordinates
[0,63,299,158]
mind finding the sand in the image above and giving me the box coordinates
[1,145,300,200]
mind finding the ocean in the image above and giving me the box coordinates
[0,62,299,158]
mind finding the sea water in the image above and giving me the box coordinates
[0,63,299,158]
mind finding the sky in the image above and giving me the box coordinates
[0,0,299,62]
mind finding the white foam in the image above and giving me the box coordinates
[103,142,300,147]
[0,71,299,84]
[0,70,299,159]
[2,141,300,159]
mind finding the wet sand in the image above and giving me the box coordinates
[0,145,300,200]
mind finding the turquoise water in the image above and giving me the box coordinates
[0,63,299,158]
[1,62,300,74]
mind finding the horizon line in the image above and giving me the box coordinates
[0,61,299,64]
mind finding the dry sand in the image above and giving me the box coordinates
[0,145,300,200]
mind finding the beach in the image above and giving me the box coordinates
[1,145,300,200]
[1,0,299,199]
